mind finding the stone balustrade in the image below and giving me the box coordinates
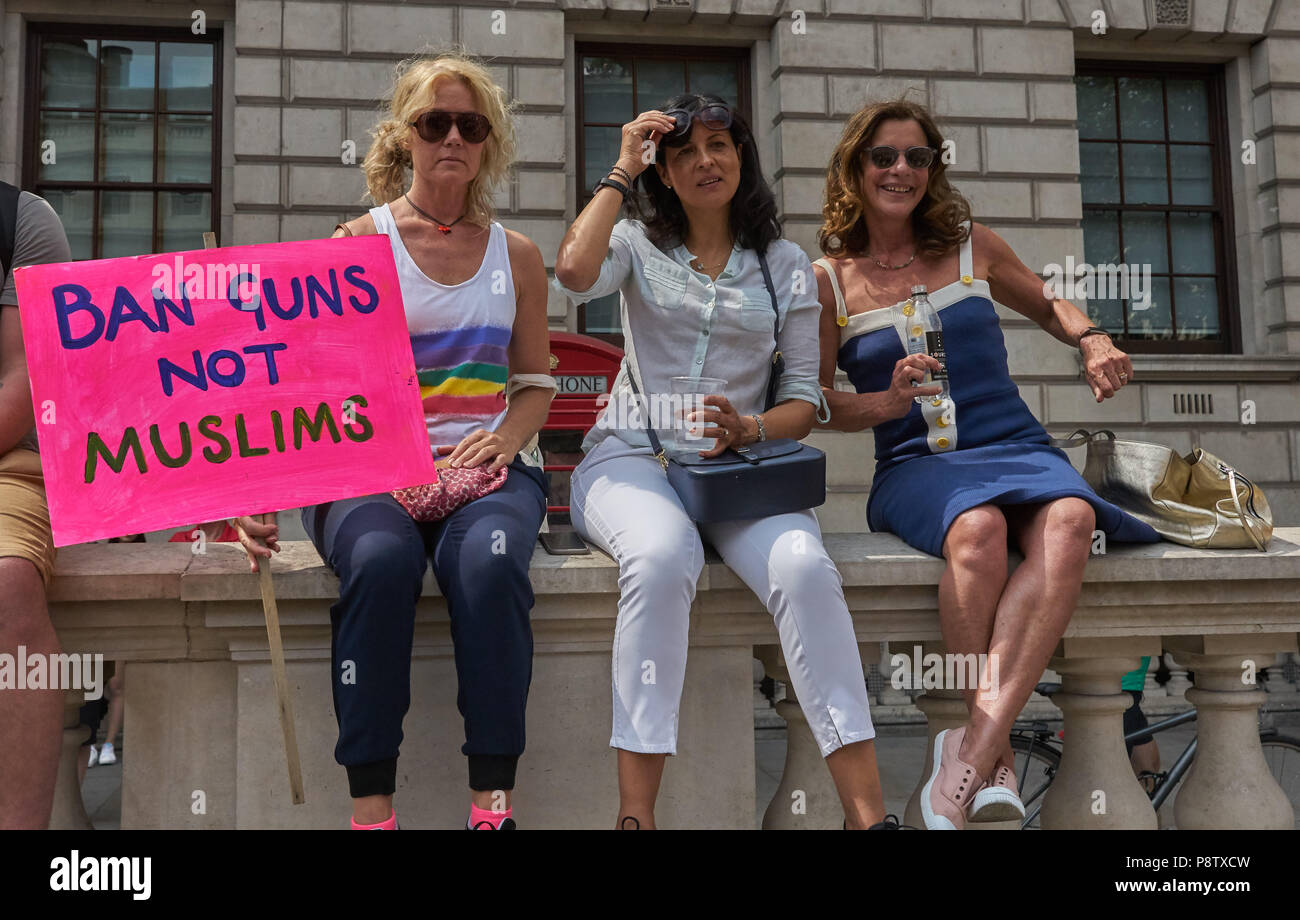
[44,529,1300,829]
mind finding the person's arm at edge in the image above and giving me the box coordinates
[0,307,34,456]
[0,197,71,455]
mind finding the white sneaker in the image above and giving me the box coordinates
[86,744,99,768]
[98,742,117,765]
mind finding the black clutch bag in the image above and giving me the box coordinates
[625,249,826,524]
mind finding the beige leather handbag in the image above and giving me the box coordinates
[1054,429,1273,551]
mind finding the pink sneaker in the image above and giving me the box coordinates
[969,761,1025,822]
[350,811,399,830]
[920,727,983,830]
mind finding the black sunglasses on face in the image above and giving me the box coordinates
[867,145,937,170]
[408,110,492,144]
[663,102,733,140]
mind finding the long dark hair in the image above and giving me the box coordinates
[629,94,781,255]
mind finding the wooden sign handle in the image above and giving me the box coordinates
[204,229,304,804]
[256,515,305,805]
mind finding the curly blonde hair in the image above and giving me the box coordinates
[362,48,517,223]
[819,99,970,259]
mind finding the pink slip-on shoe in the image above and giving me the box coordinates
[969,761,1026,822]
[920,727,983,831]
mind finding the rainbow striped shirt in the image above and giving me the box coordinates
[411,324,511,445]
[370,205,515,450]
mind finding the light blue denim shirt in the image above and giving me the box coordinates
[552,219,828,453]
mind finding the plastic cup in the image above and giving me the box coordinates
[667,376,728,453]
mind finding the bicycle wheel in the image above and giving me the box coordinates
[1010,734,1060,830]
[1261,733,1300,830]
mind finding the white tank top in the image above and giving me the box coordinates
[370,203,515,450]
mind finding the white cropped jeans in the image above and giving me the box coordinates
[570,438,876,757]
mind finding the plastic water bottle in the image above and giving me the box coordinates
[902,285,949,403]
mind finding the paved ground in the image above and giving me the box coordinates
[80,708,1300,829]
[80,745,122,831]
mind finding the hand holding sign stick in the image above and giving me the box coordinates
[203,230,303,805]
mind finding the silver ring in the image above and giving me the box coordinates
[1119,372,1129,379]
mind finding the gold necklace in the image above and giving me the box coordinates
[868,249,917,270]
[689,240,733,274]
[691,256,728,273]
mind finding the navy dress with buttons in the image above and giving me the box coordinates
[816,232,1160,558]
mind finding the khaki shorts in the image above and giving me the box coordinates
[0,448,56,586]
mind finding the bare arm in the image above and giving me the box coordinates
[487,230,554,465]
[553,110,675,291]
[979,223,1134,403]
[812,261,939,432]
[0,306,34,455]
[0,196,71,454]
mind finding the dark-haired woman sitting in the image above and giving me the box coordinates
[554,95,892,830]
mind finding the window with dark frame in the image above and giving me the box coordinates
[574,44,750,345]
[23,24,221,262]
[1075,62,1239,354]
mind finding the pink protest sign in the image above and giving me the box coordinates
[14,236,436,546]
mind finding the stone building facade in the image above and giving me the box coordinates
[3,0,1299,531]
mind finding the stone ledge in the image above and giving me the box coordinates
[46,529,1300,830]
[48,527,1300,607]
[1114,354,1300,382]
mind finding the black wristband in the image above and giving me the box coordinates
[1077,326,1112,348]
[595,176,630,201]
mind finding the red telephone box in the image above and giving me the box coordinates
[541,332,623,524]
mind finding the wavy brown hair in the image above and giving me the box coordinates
[818,99,970,259]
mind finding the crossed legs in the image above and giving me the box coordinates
[939,498,1096,780]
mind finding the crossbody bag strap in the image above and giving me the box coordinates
[623,361,668,471]
[757,250,782,412]
[618,298,670,471]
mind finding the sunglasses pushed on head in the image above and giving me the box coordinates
[660,100,734,142]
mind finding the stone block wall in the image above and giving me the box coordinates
[2,0,1298,528]
[229,0,570,318]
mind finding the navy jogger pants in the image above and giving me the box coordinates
[302,457,547,797]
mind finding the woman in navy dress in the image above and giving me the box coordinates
[813,100,1159,830]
